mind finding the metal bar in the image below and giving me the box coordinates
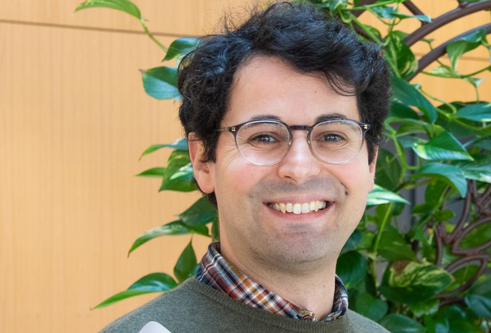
[404,1,491,47]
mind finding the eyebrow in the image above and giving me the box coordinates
[248,113,348,123]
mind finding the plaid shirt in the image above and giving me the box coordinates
[196,242,349,322]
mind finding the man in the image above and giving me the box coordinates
[101,2,390,332]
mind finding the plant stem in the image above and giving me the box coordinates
[140,19,168,52]
[419,87,456,114]
[350,14,383,46]
[387,2,400,36]
[389,131,419,171]
[350,0,396,10]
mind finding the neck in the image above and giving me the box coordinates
[220,242,338,319]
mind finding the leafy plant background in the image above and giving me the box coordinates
[76,0,491,331]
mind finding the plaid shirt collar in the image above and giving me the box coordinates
[196,242,348,322]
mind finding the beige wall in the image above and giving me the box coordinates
[1,1,490,332]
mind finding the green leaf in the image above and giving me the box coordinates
[455,102,491,122]
[211,216,220,242]
[476,139,491,150]
[128,220,208,255]
[135,167,165,178]
[410,131,473,161]
[447,29,486,69]
[370,6,395,19]
[367,185,410,206]
[423,315,449,333]
[433,209,455,221]
[448,265,480,292]
[323,0,347,11]
[460,221,491,251]
[160,162,196,192]
[426,65,463,79]
[75,0,141,19]
[388,102,419,121]
[425,180,448,207]
[385,31,418,79]
[139,138,189,159]
[441,304,483,333]
[174,240,197,283]
[408,299,439,317]
[359,230,375,250]
[141,66,179,100]
[391,75,437,123]
[414,162,467,197]
[454,156,491,183]
[92,289,157,309]
[336,251,366,289]
[396,120,444,137]
[160,150,197,192]
[354,292,388,322]
[380,314,427,333]
[128,272,178,291]
[375,149,402,190]
[178,197,217,227]
[381,261,452,305]
[92,272,177,309]
[378,228,418,262]
[343,229,362,251]
[469,274,491,296]
[163,37,200,61]
[466,76,486,88]
[370,6,430,23]
[391,12,431,22]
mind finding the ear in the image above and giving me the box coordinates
[188,133,215,194]
[367,146,378,191]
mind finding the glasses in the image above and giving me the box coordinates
[217,118,370,166]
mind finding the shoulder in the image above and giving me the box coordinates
[343,310,390,332]
[99,279,208,333]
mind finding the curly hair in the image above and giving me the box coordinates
[178,1,390,203]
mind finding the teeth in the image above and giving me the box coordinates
[279,203,286,214]
[286,203,293,213]
[270,201,330,214]
[302,203,310,213]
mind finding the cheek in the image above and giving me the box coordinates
[331,161,373,196]
[214,156,263,202]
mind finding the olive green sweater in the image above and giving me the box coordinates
[100,278,389,333]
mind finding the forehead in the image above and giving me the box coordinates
[222,55,359,126]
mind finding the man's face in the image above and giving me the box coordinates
[192,56,376,275]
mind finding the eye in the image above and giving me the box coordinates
[319,133,346,143]
[249,134,278,144]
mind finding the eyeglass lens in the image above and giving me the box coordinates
[235,120,364,165]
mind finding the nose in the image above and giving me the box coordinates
[277,131,321,184]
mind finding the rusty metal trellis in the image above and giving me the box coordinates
[353,0,491,305]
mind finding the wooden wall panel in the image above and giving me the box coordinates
[1,1,490,333]
[0,0,258,36]
[0,22,210,332]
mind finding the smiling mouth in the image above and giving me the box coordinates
[267,201,333,215]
